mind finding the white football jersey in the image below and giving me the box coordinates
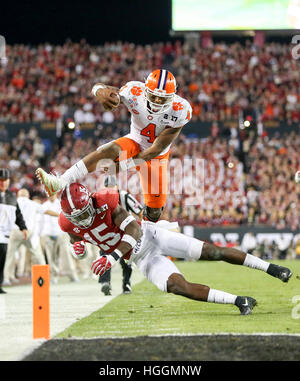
[119,81,192,156]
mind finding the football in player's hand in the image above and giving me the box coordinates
[103,91,120,111]
[110,92,120,107]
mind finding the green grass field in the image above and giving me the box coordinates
[57,260,300,338]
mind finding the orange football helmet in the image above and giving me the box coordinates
[145,69,177,114]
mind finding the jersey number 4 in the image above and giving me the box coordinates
[140,123,157,143]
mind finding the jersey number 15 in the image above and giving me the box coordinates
[84,223,121,252]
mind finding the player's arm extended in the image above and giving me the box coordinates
[112,204,143,256]
[67,233,89,260]
[91,83,121,111]
[90,205,143,276]
[133,126,183,163]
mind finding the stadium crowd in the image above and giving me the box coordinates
[1,125,300,231]
[1,39,300,125]
[0,39,300,230]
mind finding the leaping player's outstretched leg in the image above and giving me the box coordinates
[36,141,122,197]
[36,138,165,222]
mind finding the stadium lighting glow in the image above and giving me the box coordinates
[228,162,234,169]
[244,120,251,127]
[68,122,76,129]
[172,0,299,31]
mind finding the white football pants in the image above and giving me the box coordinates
[130,221,204,292]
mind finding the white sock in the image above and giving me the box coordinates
[61,160,88,184]
[207,289,237,305]
[243,253,270,272]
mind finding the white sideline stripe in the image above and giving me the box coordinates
[54,332,300,340]
[0,265,145,361]
[15,340,48,361]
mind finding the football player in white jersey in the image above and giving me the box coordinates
[36,69,192,222]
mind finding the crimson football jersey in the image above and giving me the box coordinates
[59,188,126,254]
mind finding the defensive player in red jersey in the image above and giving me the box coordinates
[37,69,192,223]
[58,183,292,315]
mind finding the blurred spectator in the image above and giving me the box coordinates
[3,188,48,285]
[286,242,296,260]
[277,234,290,259]
[33,137,45,163]
[241,232,257,254]
[39,194,79,283]
[295,239,300,259]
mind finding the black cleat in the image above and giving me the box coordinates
[267,264,293,283]
[235,296,257,315]
[101,282,112,296]
[123,283,132,294]
[0,288,7,294]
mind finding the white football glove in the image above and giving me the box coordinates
[295,170,300,184]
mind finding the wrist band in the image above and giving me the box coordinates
[119,157,136,171]
[121,234,137,248]
[92,84,106,97]
[113,249,123,258]
[119,215,136,231]
[110,249,122,264]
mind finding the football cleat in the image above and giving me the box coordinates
[123,283,132,294]
[267,264,293,283]
[35,168,65,197]
[235,296,257,315]
[101,282,112,296]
